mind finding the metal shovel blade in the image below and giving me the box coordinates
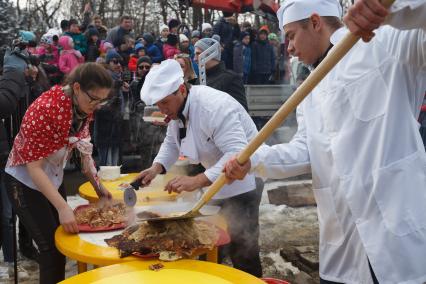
[135,202,221,222]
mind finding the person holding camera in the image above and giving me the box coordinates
[0,43,36,279]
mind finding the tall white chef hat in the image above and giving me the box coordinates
[140,59,184,105]
[277,0,342,31]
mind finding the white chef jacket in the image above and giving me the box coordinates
[154,85,258,199]
[251,1,426,283]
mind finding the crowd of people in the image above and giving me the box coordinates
[0,7,290,282]
[0,0,425,283]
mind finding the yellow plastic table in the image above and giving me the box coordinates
[59,260,266,284]
[55,215,227,274]
[78,173,178,204]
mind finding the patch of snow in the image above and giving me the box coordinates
[263,250,300,275]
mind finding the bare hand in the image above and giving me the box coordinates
[96,182,112,200]
[122,81,130,92]
[134,164,161,187]
[152,120,168,126]
[84,2,92,13]
[223,156,251,182]
[343,0,389,42]
[164,176,199,194]
[58,206,79,234]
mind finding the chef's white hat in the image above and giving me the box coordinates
[277,0,342,31]
[140,59,184,105]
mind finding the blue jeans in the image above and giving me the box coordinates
[1,171,13,262]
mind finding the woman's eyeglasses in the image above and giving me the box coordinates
[110,59,121,65]
[82,90,109,106]
[138,65,151,70]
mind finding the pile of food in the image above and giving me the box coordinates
[75,202,127,228]
[105,219,219,261]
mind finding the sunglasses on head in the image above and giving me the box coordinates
[138,65,151,70]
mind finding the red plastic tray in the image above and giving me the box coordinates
[132,221,230,258]
[74,204,127,232]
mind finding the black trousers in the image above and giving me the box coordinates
[4,174,66,284]
[320,261,379,284]
[211,178,264,277]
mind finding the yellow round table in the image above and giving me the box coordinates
[78,173,178,204]
[59,260,266,284]
[55,215,227,274]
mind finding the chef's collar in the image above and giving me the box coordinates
[312,27,346,69]
[177,96,188,125]
[179,86,191,122]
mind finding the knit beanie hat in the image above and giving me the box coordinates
[191,30,201,39]
[137,56,152,66]
[105,49,122,63]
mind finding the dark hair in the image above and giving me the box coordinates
[120,15,132,23]
[299,16,342,31]
[69,19,79,26]
[60,20,69,30]
[64,63,113,92]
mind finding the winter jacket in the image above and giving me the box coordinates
[106,26,134,48]
[205,61,248,111]
[64,31,88,55]
[162,44,180,60]
[213,18,240,47]
[251,40,275,75]
[35,45,59,66]
[93,70,124,147]
[58,36,85,74]
[86,41,100,62]
[0,70,29,167]
[155,37,167,54]
[128,55,138,73]
[81,12,108,40]
[233,42,251,76]
[130,77,145,107]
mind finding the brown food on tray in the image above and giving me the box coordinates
[104,219,218,260]
[151,111,165,117]
[75,202,127,228]
[136,211,161,219]
[149,263,165,271]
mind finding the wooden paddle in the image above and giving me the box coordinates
[138,0,396,222]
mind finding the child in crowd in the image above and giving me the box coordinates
[85,27,100,62]
[128,42,146,73]
[58,35,85,75]
[96,41,114,64]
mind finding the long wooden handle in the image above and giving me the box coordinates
[191,0,396,214]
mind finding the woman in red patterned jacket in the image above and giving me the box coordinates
[3,63,113,284]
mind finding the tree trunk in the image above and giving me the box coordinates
[159,0,167,26]
[203,8,211,24]
[140,0,148,33]
[192,6,202,31]
[119,0,125,17]
[98,0,106,18]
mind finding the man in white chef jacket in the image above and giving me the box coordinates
[136,59,264,277]
[224,0,426,283]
